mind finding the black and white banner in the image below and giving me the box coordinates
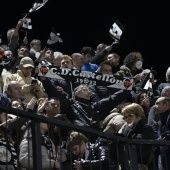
[38,64,134,90]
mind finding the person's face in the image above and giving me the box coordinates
[72,141,85,157]
[139,93,150,107]
[155,97,169,114]
[18,48,29,58]
[32,43,41,52]
[123,112,136,124]
[43,50,54,62]
[11,101,23,110]
[99,64,112,74]
[75,86,91,100]
[107,54,119,66]
[20,65,33,77]
[83,54,92,63]
[61,59,73,68]
[8,83,22,100]
[74,55,84,68]
[46,99,61,117]
[53,58,62,67]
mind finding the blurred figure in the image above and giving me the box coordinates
[81,46,98,72]
[119,103,155,170]
[107,52,121,74]
[71,53,84,69]
[70,131,113,170]
[53,51,63,67]
[157,67,170,95]
[116,51,144,82]
[135,91,151,118]
[91,43,112,65]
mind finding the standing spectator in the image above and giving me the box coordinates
[157,67,170,95]
[89,60,119,102]
[119,103,155,170]
[29,39,42,62]
[53,51,63,68]
[135,91,151,119]
[81,47,98,72]
[154,97,170,170]
[71,53,84,69]
[107,52,121,74]
[116,51,144,82]
[4,57,46,103]
[91,43,112,65]
[69,131,112,170]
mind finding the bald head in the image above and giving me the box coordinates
[6,81,22,101]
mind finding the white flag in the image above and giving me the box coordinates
[109,20,124,41]
[22,18,32,30]
[29,0,48,13]
[47,32,63,45]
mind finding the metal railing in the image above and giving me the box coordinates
[1,104,170,170]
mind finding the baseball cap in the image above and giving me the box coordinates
[20,57,34,68]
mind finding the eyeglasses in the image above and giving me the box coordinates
[123,114,134,120]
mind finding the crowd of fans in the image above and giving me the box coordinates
[1,18,170,170]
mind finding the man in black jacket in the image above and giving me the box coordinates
[42,78,131,130]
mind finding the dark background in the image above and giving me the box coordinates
[1,0,170,83]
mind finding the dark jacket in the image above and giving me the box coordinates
[121,118,155,166]
[42,78,131,128]
[158,109,170,169]
[80,141,112,170]
[89,85,118,102]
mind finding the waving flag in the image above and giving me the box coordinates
[109,20,124,45]
[22,17,32,32]
[24,0,48,17]
[47,31,63,45]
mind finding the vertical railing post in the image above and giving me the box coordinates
[31,120,42,170]
[128,144,138,170]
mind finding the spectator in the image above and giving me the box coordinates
[116,51,144,83]
[69,131,112,170]
[81,47,98,72]
[157,67,170,95]
[119,103,155,169]
[53,51,63,68]
[154,97,170,169]
[89,60,119,102]
[107,52,121,74]
[4,57,46,102]
[71,53,84,69]
[91,43,112,65]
